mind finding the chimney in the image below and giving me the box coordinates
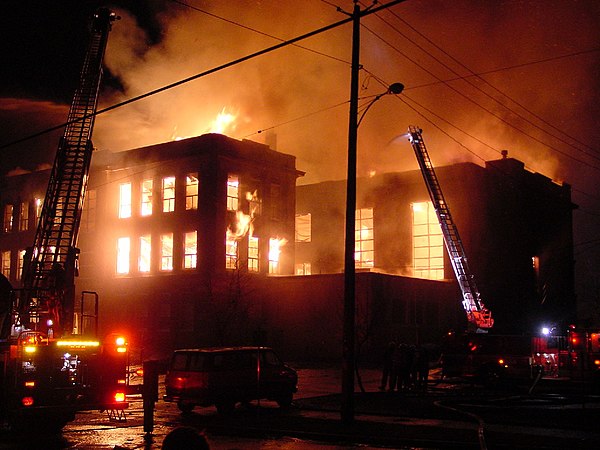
[265,130,277,150]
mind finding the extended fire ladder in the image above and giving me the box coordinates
[19,9,118,336]
[407,126,494,332]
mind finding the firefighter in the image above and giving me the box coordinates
[379,341,396,391]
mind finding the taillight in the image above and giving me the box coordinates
[22,396,34,407]
[114,391,126,403]
[115,336,127,353]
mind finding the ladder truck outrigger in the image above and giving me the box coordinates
[0,9,129,431]
[407,125,494,333]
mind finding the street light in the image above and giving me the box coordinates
[357,83,405,127]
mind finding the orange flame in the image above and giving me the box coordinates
[269,237,288,263]
[172,107,239,141]
[227,211,253,241]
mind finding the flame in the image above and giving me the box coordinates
[208,108,237,134]
[172,107,239,141]
[227,211,253,241]
[268,238,288,263]
[246,190,260,216]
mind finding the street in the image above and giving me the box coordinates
[1,365,599,449]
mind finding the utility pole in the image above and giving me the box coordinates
[341,0,361,425]
[339,0,406,425]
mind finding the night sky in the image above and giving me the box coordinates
[1,0,599,318]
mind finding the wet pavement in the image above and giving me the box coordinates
[1,365,599,449]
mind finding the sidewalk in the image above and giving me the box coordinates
[198,366,600,449]
[199,389,599,449]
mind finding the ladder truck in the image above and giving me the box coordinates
[0,8,129,431]
[407,125,494,333]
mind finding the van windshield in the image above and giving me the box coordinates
[172,353,189,371]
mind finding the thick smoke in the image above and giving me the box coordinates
[88,1,600,193]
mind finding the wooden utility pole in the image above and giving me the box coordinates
[340,0,406,424]
[341,0,361,425]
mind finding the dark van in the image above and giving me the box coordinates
[163,346,297,414]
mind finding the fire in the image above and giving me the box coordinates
[172,107,239,141]
[227,211,253,241]
[208,108,237,134]
[269,238,288,263]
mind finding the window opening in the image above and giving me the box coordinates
[139,234,151,272]
[119,183,132,219]
[162,177,176,213]
[1,251,10,278]
[295,213,311,243]
[295,262,311,275]
[17,249,25,280]
[355,208,374,268]
[248,236,259,272]
[186,173,198,210]
[19,202,29,231]
[3,204,13,232]
[141,179,153,216]
[160,233,173,271]
[225,235,238,269]
[116,237,130,274]
[268,238,287,274]
[227,175,239,211]
[183,231,197,269]
[412,202,444,280]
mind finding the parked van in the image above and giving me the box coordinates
[163,346,297,414]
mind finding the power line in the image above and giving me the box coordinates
[407,48,600,92]
[360,23,600,173]
[169,0,351,66]
[363,70,600,211]
[0,0,406,152]
[382,7,600,158]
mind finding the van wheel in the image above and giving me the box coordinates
[277,392,293,409]
[177,401,194,414]
[216,400,235,415]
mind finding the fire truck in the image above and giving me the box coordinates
[407,126,493,333]
[407,127,600,387]
[0,9,129,431]
[407,126,543,384]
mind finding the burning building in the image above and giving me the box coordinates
[295,151,577,339]
[0,136,576,360]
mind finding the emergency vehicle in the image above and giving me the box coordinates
[0,9,129,431]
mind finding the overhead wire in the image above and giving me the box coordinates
[408,48,600,92]
[0,0,408,152]
[359,22,600,172]
[383,7,600,158]
[364,68,600,209]
[168,0,351,66]
[357,9,600,212]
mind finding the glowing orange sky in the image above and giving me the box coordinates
[1,1,599,308]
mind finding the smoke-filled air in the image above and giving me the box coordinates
[0,0,599,269]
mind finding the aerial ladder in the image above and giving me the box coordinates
[0,9,129,431]
[18,8,118,338]
[407,125,494,332]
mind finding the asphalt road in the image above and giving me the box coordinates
[1,366,599,449]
